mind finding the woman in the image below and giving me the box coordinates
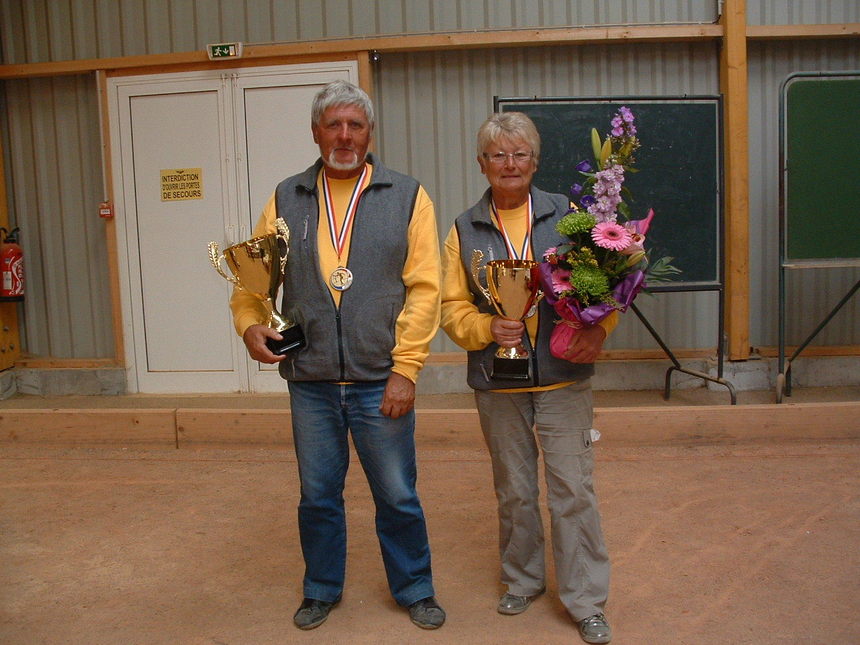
[440,112,614,644]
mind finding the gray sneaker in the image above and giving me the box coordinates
[578,613,612,644]
[293,597,339,630]
[408,596,446,629]
[497,588,546,615]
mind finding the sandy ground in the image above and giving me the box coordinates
[2,432,858,644]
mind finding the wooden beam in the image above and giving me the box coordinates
[5,402,859,448]
[0,24,723,80]
[755,345,860,359]
[0,409,177,445]
[357,50,375,154]
[101,53,360,81]
[246,24,724,56]
[747,23,860,39]
[720,0,751,361]
[96,70,126,368]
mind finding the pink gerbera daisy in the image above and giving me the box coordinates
[591,221,632,251]
[551,267,573,293]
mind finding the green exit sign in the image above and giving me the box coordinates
[207,42,243,60]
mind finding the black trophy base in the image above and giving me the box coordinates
[491,356,531,380]
[265,324,306,356]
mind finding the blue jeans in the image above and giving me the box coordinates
[287,379,435,607]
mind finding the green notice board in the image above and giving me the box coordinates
[784,75,860,264]
[496,97,722,289]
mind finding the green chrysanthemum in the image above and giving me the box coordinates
[569,264,610,297]
[556,210,597,237]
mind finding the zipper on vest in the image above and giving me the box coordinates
[335,310,346,381]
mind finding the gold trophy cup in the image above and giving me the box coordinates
[208,218,305,356]
[471,250,542,380]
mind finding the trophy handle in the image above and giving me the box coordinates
[207,241,241,286]
[470,249,493,304]
[274,217,290,276]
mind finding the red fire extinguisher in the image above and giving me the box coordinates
[0,227,24,302]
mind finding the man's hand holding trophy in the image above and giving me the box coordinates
[208,217,305,357]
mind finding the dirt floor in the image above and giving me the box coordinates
[2,430,859,644]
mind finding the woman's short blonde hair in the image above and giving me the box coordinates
[476,112,541,161]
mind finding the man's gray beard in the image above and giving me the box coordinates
[326,151,362,172]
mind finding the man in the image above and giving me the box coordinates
[230,80,445,631]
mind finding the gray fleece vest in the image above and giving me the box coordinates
[455,186,596,390]
[274,154,418,382]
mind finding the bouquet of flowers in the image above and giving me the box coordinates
[538,106,679,360]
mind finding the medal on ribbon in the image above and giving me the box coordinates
[322,166,367,292]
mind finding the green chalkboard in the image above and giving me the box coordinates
[783,74,860,264]
[496,97,722,289]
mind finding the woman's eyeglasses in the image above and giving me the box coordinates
[483,151,534,165]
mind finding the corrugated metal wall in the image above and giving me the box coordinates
[2,73,113,358]
[1,0,858,361]
[747,1,859,25]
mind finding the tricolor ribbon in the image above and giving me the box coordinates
[491,194,533,260]
[322,165,368,261]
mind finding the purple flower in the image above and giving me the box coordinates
[575,159,593,173]
[580,195,596,208]
[619,106,635,123]
[610,107,637,138]
[570,183,583,196]
[586,164,625,223]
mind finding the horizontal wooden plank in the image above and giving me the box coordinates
[0,24,723,79]
[747,23,860,40]
[593,401,860,444]
[0,409,176,445]
[176,409,293,447]
[176,403,860,448]
[755,345,860,358]
[3,402,858,447]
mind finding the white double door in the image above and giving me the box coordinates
[108,61,358,393]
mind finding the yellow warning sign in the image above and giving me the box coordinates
[160,168,203,201]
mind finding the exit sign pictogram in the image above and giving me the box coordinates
[207,43,243,60]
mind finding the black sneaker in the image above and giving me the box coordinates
[408,596,446,629]
[293,597,340,630]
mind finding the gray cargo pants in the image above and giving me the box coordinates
[475,380,610,621]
